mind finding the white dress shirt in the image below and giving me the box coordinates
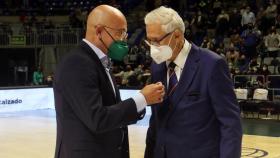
[83,39,147,112]
[166,40,192,88]
[241,12,256,26]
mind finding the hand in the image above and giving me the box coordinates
[140,82,165,105]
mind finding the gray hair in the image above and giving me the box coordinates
[144,6,185,33]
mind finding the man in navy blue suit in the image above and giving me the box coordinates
[144,6,242,158]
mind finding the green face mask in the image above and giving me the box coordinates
[108,41,129,61]
[101,27,129,61]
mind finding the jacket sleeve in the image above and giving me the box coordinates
[144,106,157,158]
[57,55,140,134]
[208,58,243,158]
[144,63,158,158]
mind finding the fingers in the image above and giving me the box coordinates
[153,84,165,104]
[154,82,165,91]
[156,82,162,85]
[141,82,166,105]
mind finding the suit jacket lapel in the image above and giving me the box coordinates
[109,70,121,102]
[80,41,117,102]
[170,44,200,109]
[151,62,168,99]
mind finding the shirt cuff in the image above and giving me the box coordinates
[132,92,147,113]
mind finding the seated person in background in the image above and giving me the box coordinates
[260,64,271,77]
[264,26,280,57]
[46,74,54,87]
[247,65,260,75]
[258,64,271,87]
[236,54,249,72]
[121,65,134,86]
[33,66,43,85]
[226,46,240,65]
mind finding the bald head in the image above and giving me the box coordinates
[86,5,127,40]
[84,5,127,54]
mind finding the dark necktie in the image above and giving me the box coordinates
[168,62,178,96]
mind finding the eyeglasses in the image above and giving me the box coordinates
[145,32,173,46]
[103,25,128,41]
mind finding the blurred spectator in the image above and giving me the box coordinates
[207,9,217,29]
[236,54,249,72]
[270,58,280,74]
[241,23,261,59]
[256,7,267,33]
[264,0,278,27]
[46,74,53,87]
[241,6,256,29]
[190,10,207,45]
[249,57,260,68]
[256,64,271,86]
[134,64,144,76]
[33,66,43,85]
[233,67,242,76]
[121,65,134,86]
[213,0,222,16]
[130,45,139,54]
[229,8,242,34]
[201,37,209,48]
[136,44,149,65]
[230,32,243,51]
[141,68,151,85]
[275,14,280,29]
[226,46,240,66]
[216,9,230,36]
[247,65,260,75]
[69,8,83,28]
[260,64,271,77]
[127,74,141,88]
[228,62,235,77]
[215,47,226,59]
[264,26,280,57]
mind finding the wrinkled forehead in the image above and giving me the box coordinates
[146,23,165,40]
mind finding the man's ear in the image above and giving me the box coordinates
[174,29,182,39]
[95,25,103,38]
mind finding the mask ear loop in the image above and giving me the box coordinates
[144,40,151,47]
[103,27,117,41]
[167,32,174,46]
[98,26,115,52]
[167,31,178,53]
[99,33,110,51]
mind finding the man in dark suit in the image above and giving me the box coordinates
[53,5,165,158]
[144,6,242,158]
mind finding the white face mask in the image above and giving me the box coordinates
[150,45,173,64]
[150,32,176,64]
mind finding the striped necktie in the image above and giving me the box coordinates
[101,56,112,70]
[168,62,178,96]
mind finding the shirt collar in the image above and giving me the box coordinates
[167,39,191,70]
[83,39,107,60]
